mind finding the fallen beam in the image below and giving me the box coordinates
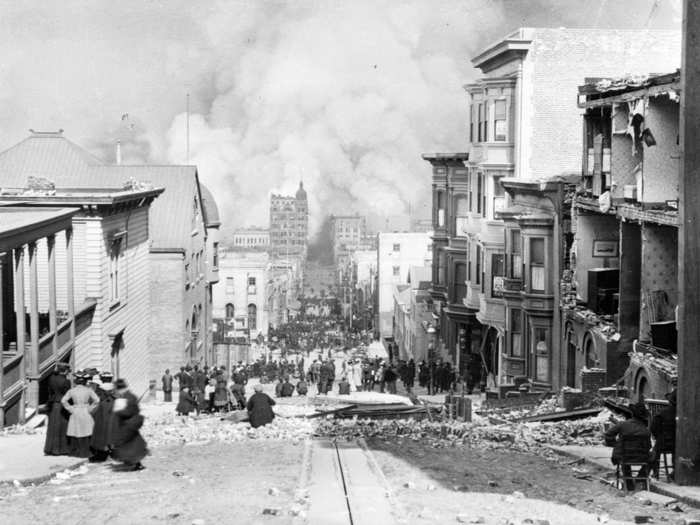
[516,407,602,423]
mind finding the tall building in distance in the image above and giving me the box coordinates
[331,214,366,263]
[269,181,308,259]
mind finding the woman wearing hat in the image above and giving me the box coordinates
[61,370,100,458]
[89,372,116,462]
[44,363,72,456]
[112,378,149,471]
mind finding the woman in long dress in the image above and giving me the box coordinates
[112,378,149,471]
[44,363,71,455]
[213,368,229,412]
[61,371,100,458]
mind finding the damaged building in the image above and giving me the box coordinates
[565,71,680,398]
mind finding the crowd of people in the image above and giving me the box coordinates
[43,362,149,471]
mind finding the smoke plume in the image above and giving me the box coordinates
[0,0,682,237]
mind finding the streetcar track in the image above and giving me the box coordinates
[333,438,355,525]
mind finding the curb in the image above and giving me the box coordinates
[0,458,88,487]
[546,446,700,509]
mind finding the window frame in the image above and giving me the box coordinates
[529,237,546,293]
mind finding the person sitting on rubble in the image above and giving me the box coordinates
[338,376,351,395]
[247,384,276,429]
[280,376,295,397]
[651,389,677,479]
[604,402,652,490]
[296,378,308,396]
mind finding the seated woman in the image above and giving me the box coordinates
[604,402,652,490]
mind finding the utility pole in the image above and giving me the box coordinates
[678,0,700,486]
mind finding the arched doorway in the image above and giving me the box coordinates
[225,303,235,319]
[583,333,598,369]
[636,369,650,402]
[565,324,577,387]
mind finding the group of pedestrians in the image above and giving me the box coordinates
[168,363,249,416]
[43,362,148,471]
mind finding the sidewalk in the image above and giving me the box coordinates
[0,432,86,485]
[549,444,700,508]
[0,398,175,486]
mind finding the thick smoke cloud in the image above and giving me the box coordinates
[0,0,681,237]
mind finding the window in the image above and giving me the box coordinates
[510,230,522,279]
[248,304,257,331]
[455,195,468,236]
[510,309,522,357]
[475,245,482,285]
[226,277,234,294]
[392,266,400,277]
[491,253,505,297]
[469,103,474,142]
[248,276,256,287]
[213,242,219,268]
[185,262,191,287]
[494,99,507,141]
[437,191,445,227]
[393,243,401,252]
[225,303,235,319]
[477,103,484,142]
[530,238,546,293]
[476,173,484,215]
[438,251,446,285]
[534,327,549,382]
[109,237,123,302]
[493,177,506,215]
[454,262,467,303]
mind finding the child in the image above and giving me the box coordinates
[205,378,216,413]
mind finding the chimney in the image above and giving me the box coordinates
[116,140,122,165]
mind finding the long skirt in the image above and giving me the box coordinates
[44,402,70,455]
[113,417,149,465]
[163,390,172,402]
[69,436,92,458]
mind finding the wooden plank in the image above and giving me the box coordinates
[677,0,700,486]
[516,407,601,423]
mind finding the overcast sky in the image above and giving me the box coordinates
[0,0,682,233]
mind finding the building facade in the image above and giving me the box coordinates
[564,72,680,398]
[330,214,367,263]
[425,27,681,391]
[230,228,270,250]
[213,250,269,341]
[269,182,308,259]
[376,232,432,340]
[0,131,219,393]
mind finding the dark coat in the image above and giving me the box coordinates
[90,387,115,451]
[161,374,173,392]
[112,391,149,464]
[280,382,295,397]
[338,380,351,395]
[176,391,196,415]
[246,392,276,428]
[604,417,652,464]
[296,381,308,395]
[44,372,71,455]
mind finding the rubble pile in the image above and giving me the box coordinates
[142,412,315,447]
[315,411,613,453]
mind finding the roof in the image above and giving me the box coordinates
[578,70,679,96]
[0,132,204,251]
[199,184,221,227]
[0,187,163,206]
[0,207,77,251]
[421,152,469,165]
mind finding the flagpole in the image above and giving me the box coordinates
[186,92,190,163]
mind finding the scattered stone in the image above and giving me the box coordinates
[456,515,484,524]
[403,481,416,489]
[172,471,185,477]
[166,514,181,519]
[268,487,280,496]
[191,520,205,525]
[453,484,469,492]
[426,483,436,491]
[512,490,525,498]
[289,504,304,516]
[488,480,498,487]
[633,490,676,507]
[597,514,610,523]
[262,508,281,516]
[633,517,652,524]
[418,507,436,520]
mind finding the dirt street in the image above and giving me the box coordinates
[367,437,700,525]
[0,440,305,525]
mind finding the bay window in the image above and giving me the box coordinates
[509,229,522,279]
[494,99,507,141]
[510,309,522,357]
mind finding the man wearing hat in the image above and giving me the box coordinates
[44,362,72,456]
[89,371,116,462]
[604,402,652,489]
[112,378,149,471]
